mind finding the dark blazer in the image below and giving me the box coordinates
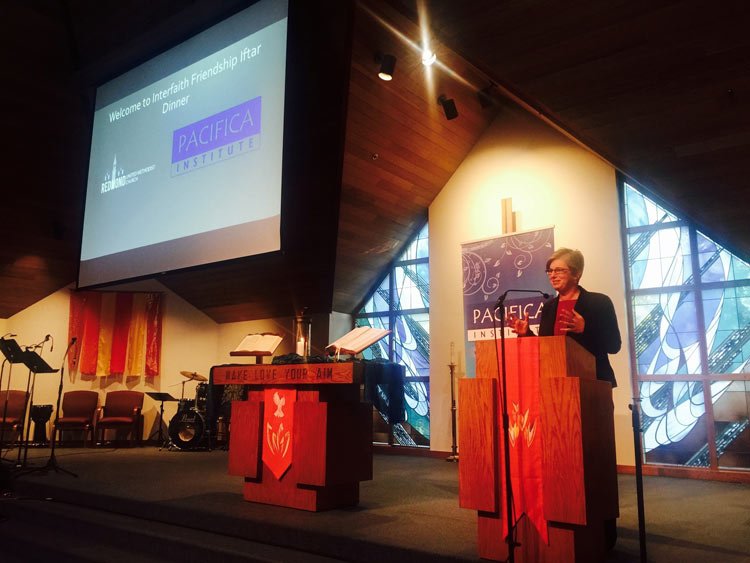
[537,286,621,387]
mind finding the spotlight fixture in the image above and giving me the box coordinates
[377,53,396,81]
[421,47,436,66]
[438,95,458,120]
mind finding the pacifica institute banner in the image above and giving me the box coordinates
[68,290,164,377]
[461,227,553,375]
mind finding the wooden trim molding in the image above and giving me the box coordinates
[617,464,750,484]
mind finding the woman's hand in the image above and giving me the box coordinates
[506,312,529,336]
[560,309,585,334]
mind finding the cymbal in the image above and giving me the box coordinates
[180,370,207,382]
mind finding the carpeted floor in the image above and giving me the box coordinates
[3,446,750,562]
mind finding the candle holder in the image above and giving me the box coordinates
[294,312,311,359]
[447,360,459,462]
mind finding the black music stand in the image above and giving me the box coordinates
[145,392,178,449]
[17,350,58,468]
[18,339,77,478]
[0,338,25,459]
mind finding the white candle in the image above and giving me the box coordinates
[296,338,305,356]
[450,341,455,364]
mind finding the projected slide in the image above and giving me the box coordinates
[80,0,287,287]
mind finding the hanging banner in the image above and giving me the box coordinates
[262,387,297,479]
[461,227,553,377]
[503,337,547,543]
[68,291,163,377]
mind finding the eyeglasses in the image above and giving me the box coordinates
[545,268,570,276]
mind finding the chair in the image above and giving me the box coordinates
[52,390,99,447]
[95,390,144,447]
[0,390,30,446]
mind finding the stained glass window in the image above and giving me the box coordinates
[621,179,750,472]
[355,223,430,447]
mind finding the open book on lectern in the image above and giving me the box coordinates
[326,326,390,355]
[229,333,283,356]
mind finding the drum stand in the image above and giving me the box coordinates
[145,392,178,450]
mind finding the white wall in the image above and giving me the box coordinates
[429,105,635,465]
[7,280,219,439]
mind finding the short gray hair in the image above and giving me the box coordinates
[547,248,584,279]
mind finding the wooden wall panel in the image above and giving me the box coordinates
[458,378,498,512]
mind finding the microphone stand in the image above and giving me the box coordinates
[20,338,78,478]
[492,288,550,562]
[630,398,648,562]
[493,293,518,562]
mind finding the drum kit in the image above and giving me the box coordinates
[165,371,209,451]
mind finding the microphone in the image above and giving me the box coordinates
[1,333,17,339]
[48,334,54,352]
[62,337,78,364]
[27,334,53,351]
[494,289,550,308]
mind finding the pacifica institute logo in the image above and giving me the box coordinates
[100,155,156,194]
[170,97,262,177]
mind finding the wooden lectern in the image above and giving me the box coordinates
[212,362,372,511]
[459,336,618,562]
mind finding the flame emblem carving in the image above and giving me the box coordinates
[508,402,536,448]
[266,421,291,458]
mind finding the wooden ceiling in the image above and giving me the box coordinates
[2,1,748,322]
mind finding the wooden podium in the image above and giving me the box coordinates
[459,336,618,562]
[212,362,372,511]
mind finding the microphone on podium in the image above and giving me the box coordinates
[494,289,550,309]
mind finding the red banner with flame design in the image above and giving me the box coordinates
[501,337,548,543]
[262,388,296,479]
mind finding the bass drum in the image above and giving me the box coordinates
[168,409,206,450]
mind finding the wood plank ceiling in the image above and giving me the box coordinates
[1,0,748,322]
[389,0,750,261]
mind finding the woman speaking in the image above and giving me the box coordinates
[508,247,621,387]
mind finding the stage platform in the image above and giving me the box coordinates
[2,446,749,562]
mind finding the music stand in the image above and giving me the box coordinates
[145,392,178,449]
[0,338,25,458]
[18,339,77,478]
[17,349,58,468]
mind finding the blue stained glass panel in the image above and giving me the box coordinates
[713,381,750,470]
[359,275,391,314]
[703,286,750,374]
[640,380,709,465]
[628,227,692,289]
[354,222,430,446]
[401,223,429,260]
[624,182,678,228]
[633,292,701,375]
[697,231,750,283]
[392,312,429,379]
[395,265,429,310]
[623,179,750,471]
